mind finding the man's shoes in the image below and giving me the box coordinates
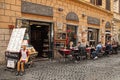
[106,55,109,57]
[15,72,19,76]
[74,60,78,63]
[94,56,98,60]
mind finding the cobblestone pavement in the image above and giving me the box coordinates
[1,53,120,80]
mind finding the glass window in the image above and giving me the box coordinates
[90,0,102,6]
[96,0,102,5]
[106,0,111,11]
[67,25,77,46]
[90,0,95,5]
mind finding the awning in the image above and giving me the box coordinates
[88,29,94,32]
[105,32,111,34]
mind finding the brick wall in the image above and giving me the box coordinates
[0,0,21,28]
[0,29,11,64]
[0,0,21,64]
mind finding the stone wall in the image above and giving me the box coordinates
[0,0,21,28]
[0,29,11,64]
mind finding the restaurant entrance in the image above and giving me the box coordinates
[30,21,54,58]
[105,31,111,42]
[88,28,99,47]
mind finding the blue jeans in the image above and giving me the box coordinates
[92,51,97,58]
[92,50,99,57]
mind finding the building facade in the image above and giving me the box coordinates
[113,0,120,44]
[0,0,113,63]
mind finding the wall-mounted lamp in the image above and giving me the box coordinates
[82,13,86,17]
[58,8,63,12]
[102,19,105,23]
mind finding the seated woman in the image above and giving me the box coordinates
[68,41,74,49]
[16,45,29,76]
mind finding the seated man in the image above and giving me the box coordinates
[92,42,102,59]
[16,45,29,76]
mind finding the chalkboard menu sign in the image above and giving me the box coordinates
[7,28,26,52]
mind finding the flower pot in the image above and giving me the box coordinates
[8,25,14,29]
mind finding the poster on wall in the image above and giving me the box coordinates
[7,28,26,52]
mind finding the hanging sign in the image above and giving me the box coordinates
[57,22,63,30]
[7,28,26,52]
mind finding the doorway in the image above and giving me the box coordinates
[105,30,111,42]
[30,22,53,58]
[88,28,99,46]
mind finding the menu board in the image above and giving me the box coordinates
[7,60,15,68]
[7,28,26,52]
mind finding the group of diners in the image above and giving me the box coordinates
[59,39,118,62]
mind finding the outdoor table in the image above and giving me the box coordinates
[70,48,79,56]
[59,49,72,61]
[86,48,91,54]
[86,47,92,59]
[102,46,106,51]
[59,49,71,55]
[71,48,78,51]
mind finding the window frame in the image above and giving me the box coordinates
[90,0,102,6]
[106,0,111,11]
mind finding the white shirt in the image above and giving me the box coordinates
[21,50,28,61]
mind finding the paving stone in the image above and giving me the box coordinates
[1,53,120,80]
